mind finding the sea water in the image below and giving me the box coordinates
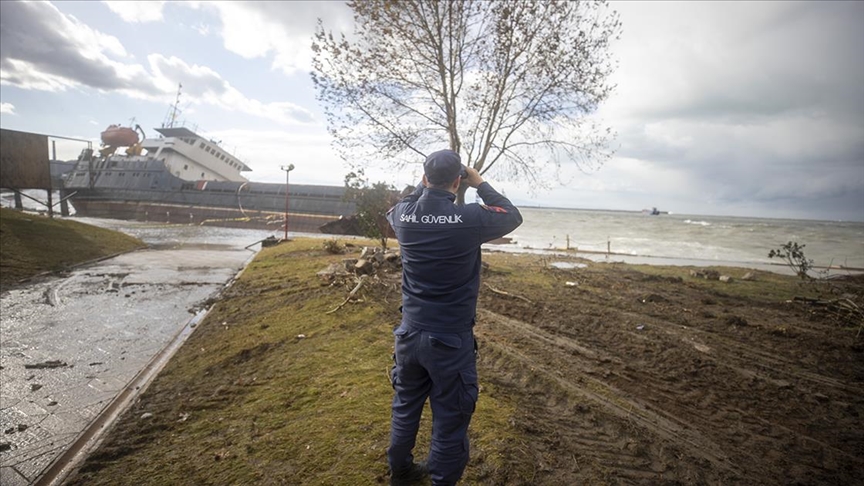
[506,207,864,272]
[4,190,862,273]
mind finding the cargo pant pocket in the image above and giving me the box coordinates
[389,359,398,390]
[458,370,479,416]
[429,334,462,350]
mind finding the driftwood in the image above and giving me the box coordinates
[326,275,369,314]
[24,360,69,369]
[792,296,864,336]
[484,283,533,304]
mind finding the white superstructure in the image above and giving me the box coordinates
[141,127,250,182]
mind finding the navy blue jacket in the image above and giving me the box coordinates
[387,182,523,332]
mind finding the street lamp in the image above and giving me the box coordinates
[280,164,295,241]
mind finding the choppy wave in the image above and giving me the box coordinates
[509,207,864,271]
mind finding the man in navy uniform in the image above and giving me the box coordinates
[386,149,523,485]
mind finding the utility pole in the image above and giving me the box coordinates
[280,164,295,240]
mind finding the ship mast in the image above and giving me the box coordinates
[163,83,183,128]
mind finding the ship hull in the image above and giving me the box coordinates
[62,156,357,234]
[69,198,341,232]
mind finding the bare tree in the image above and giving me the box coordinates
[312,0,620,203]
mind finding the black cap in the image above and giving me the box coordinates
[424,149,465,185]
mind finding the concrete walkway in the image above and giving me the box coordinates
[0,220,274,485]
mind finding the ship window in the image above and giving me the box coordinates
[200,142,206,149]
[106,172,112,175]
[184,164,188,170]
[220,154,226,160]
[206,147,212,153]
[201,172,205,178]
[119,172,125,176]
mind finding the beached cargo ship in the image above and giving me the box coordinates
[61,125,356,233]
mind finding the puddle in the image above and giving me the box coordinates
[0,222,268,484]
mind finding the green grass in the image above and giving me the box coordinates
[0,208,145,290]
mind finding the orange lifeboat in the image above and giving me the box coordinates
[100,124,139,146]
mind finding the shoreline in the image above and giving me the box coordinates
[7,206,861,276]
[485,243,864,276]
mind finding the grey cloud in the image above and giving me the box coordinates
[627,125,864,199]
[0,3,311,126]
[628,2,864,124]
[266,103,316,125]
[607,1,864,219]
[0,1,162,96]
[614,121,863,219]
[277,105,315,124]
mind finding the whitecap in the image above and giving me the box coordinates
[683,219,711,226]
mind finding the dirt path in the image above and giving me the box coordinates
[474,260,863,485]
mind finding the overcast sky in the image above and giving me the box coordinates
[1,1,862,221]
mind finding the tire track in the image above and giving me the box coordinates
[476,308,742,479]
[615,308,855,392]
[478,301,863,483]
[549,299,854,393]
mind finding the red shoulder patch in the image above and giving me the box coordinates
[480,204,508,213]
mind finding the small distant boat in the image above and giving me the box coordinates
[100,125,139,146]
[641,207,668,215]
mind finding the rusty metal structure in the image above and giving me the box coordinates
[0,128,87,216]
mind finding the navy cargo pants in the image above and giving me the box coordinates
[388,322,479,486]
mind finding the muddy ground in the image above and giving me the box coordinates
[472,255,863,485]
[56,243,863,486]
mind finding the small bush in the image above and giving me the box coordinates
[343,170,399,250]
[768,241,813,280]
[322,239,345,254]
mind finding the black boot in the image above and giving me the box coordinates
[390,461,429,485]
